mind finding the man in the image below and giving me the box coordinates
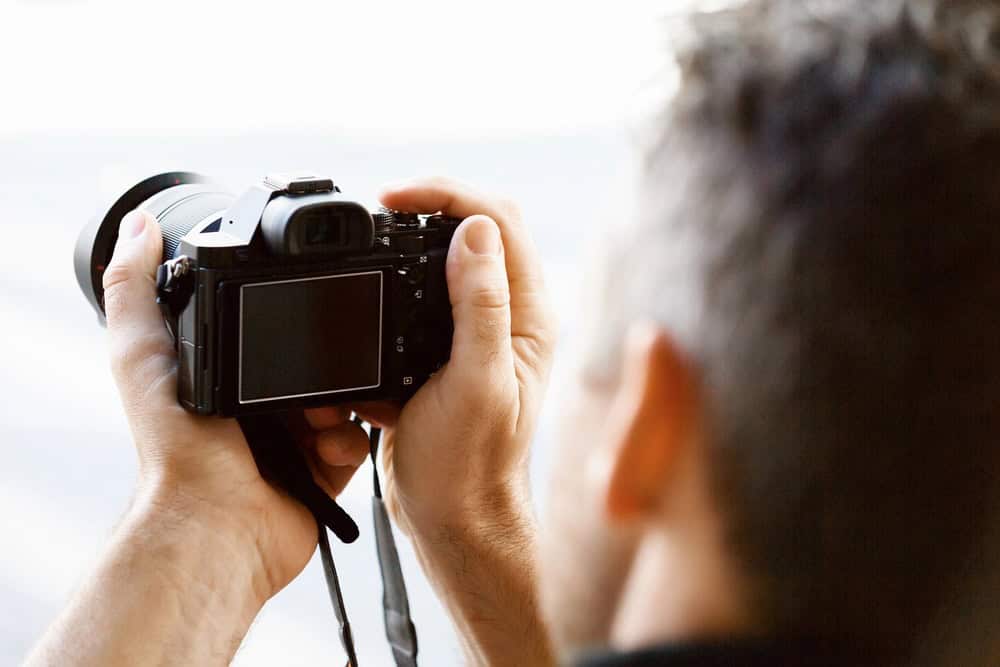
[27,0,1000,665]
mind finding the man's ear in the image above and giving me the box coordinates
[591,322,701,524]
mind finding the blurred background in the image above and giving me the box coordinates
[0,0,714,663]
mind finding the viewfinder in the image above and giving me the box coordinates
[302,209,346,246]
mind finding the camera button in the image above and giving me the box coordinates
[396,234,425,255]
[397,263,426,286]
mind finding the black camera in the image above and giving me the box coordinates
[75,172,453,665]
[75,172,457,416]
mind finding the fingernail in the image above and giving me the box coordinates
[119,210,146,239]
[464,217,501,256]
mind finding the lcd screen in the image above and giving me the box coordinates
[239,271,382,403]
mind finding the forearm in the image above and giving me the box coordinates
[410,494,554,666]
[25,494,268,667]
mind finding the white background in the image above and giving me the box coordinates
[0,1,721,664]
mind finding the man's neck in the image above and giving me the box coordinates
[609,530,751,650]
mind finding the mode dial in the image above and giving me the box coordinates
[373,208,395,232]
[375,207,421,230]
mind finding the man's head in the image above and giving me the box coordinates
[542,0,1000,662]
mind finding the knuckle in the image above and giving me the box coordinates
[110,331,174,384]
[102,263,133,292]
[101,265,134,321]
[494,196,522,223]
[468,283,511,310]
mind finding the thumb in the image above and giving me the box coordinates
[102,209,175,406]
[444,215,515,399]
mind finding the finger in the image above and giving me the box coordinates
[378,178,553,346]
[102,210,176,407]
[304,406,351,430]
[306,449,362,499]
[315,421,371,467]
[443,215,517,403]
[380,176,522,223]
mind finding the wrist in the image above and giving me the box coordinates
[406,474,539,582]
[405,472,534,540]
[404,480,553,666]
[26,486,271,666]
[124,486,271,630]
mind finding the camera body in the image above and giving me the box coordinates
[76,172,457,417]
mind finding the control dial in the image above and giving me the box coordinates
[373,208,395,232]
[375,207,421,230]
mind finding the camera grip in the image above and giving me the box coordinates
[237,413,360,543]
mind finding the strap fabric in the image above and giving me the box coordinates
[238,413,360,543]
[154,256,194,328]
[318,525,359,667]
[369,428,419,667]
[238,413,360,665]
[239,415,418,666]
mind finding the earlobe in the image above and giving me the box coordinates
[595,323,701,525]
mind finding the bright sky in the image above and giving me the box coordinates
[0,0,731,138]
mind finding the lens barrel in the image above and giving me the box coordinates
[74,172,232,320]
[145,183,234,261]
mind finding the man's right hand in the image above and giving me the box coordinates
[286,175,557,540]
[337,177,557,664]
[373,177,555,534]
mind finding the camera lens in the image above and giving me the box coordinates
[74,172,233,319]
[149,185,234,261]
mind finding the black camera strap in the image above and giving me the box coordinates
[238,414,361,666]
[316,425,419,667]
[367,427,419,667]
[240,414,417,667]
[155,256,195,327]
[317,524,358,667]
[239,414,360,543]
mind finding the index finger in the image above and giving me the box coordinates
[378,177,551,339]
